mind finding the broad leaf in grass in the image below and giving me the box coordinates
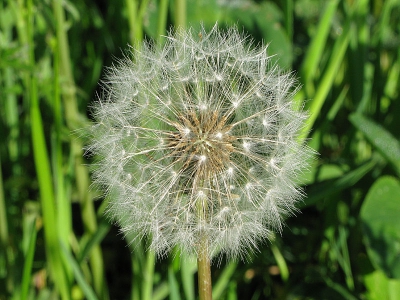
[185,0,292,68]
[226,2,292,68]
[349,113,400,177]
[361,176,400,279]
[186,0,221,29]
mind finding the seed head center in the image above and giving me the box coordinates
[169,110,235,176]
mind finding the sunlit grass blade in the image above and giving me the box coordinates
[30,71,71,300]
[157,0,169,44]
[78,220,110,263]
[308,85,349,151]
[52,0,108,296]
[60,242,99,300]
[168,266,181,300]
[270,236,289,283]
[27,0,70,297]
[300,16,350,140]
[364,270,400,300]
[300,0,339,96]
[20,217,37,300]
[301,159,377,208]
[348,0,369,107]
[129,238,145,300]
[142,250,156,300]
[181,258,196,300]
[282,0,293,43]
[51,37,73,284]
[371,0,399,46]
[152,282,169,300]
[212,261,238,300]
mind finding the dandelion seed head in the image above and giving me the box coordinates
[87,24,314,260]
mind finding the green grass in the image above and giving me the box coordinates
[1,0,400,299]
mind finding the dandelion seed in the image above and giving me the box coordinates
[86,24,314,263]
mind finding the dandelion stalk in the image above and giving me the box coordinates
[86,24,314,299]
[197,235,212,300]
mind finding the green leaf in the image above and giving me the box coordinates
[301,0,339,86]
[364,269,400,300]
[226,2,292,68]
[361,176,400,279]
[186,0,220,28]
[185,0,292,68]
[350,113,400,177]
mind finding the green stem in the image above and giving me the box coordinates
[0,156,12,293]
[125,0,140,46]
[157,0,169,45]
[270,235,289,282]
[282,0,293,43]
[197,235,212,300]
[196,188,212,300]
[142,250,156,300]
[51,34,73,283]
[20,217,37,300]
[26,0,70,298]
[174,0,186,29]
[52,0,107,297]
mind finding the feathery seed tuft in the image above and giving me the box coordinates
[87,24,314,260]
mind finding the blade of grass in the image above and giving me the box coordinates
[138,0,151,38]
[125,0,150,46]
[300,0,339,96]
[27,0,70,298]
[338,226,354,290]
[270,236,289,283]
[348,0,369,110]
[60,242,99,300]
[157,0,170,45]
[227,282,237,300]
[131,255,141,300]
[181,257,196,300]
[20,217,37,300]
[51,35,73,283]
[52,0,108,297]
[77,220,110,263]
[371,0,398,46]
[168,265,181,300]
[322,274,358,300]
[152,282,169,300]
[142,250,156,300]
[308,85,349,151]
[0,157,10,289]
[30,42,71,300]
[301,158,377,208]
[129,239,145,300]
[125,0,140,46]
[213,262,238,300]
[300,15,351,140]
[281,0,293,43]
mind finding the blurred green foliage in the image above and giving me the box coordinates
[1,0,400,299]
